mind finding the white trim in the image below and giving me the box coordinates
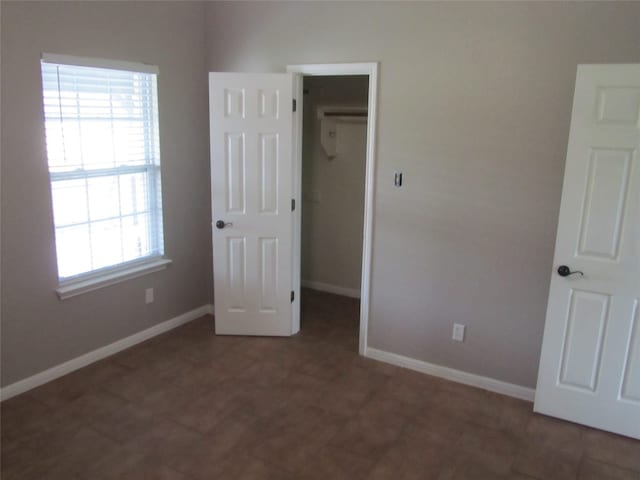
[287,63,377,76]
[302,280,360,299]
[41,53,159,74]
[291,73,304,334]
[287,62,379,356]
[0,304,214,401]
[56,258,172,300]
[365,347,536,402]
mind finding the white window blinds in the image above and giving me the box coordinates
[41,57,164,280]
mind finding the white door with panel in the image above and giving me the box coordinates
[535,65,640,439]
[209,73,295,336]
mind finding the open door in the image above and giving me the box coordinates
[209,73,295,336]
[535,65,640,438]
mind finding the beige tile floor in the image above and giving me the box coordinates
[2,289,639,479]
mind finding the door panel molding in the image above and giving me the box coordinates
[620,300,640,403]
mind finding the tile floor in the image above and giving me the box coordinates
[1,289,639,479]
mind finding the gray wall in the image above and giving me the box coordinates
[2,1,639,391]
[205,1,640,388]
[302,76,368,293]
[1,1,212,386]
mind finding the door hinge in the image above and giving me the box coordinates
[291,290,295,302]
[292,98,297,112]
[291,198,296,211]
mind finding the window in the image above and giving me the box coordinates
[41,54,169,298]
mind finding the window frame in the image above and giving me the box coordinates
[41,53,171,299]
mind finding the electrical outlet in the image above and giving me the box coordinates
[145,288,154,304]
[452,323,465,342]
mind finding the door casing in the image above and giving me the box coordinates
[287,63,379,355]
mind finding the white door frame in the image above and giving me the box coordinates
[286,62,379,355]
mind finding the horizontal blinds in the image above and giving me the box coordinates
[41,62,160,173]
[42,58,163,280]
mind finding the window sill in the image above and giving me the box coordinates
[56,258,172,300]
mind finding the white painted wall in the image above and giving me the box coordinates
[205,1,640,388]
[302,76,369,295]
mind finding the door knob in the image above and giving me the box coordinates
[215,220,232,229]
[557,265,584,277]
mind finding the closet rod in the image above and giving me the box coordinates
[323,111,368,117]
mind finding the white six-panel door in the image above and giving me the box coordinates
[209,73,294,336]
[535,65,640,439]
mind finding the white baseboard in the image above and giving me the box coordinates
[0,304,214,402]
[302,280,360,299]
[365,347,535,402]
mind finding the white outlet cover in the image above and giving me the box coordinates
[145,288,154,304]
[452,323,465,342]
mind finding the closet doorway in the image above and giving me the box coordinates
[288,64,378,355]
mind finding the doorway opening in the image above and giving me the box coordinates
[287,63,379,355]
[300,75,368,351]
